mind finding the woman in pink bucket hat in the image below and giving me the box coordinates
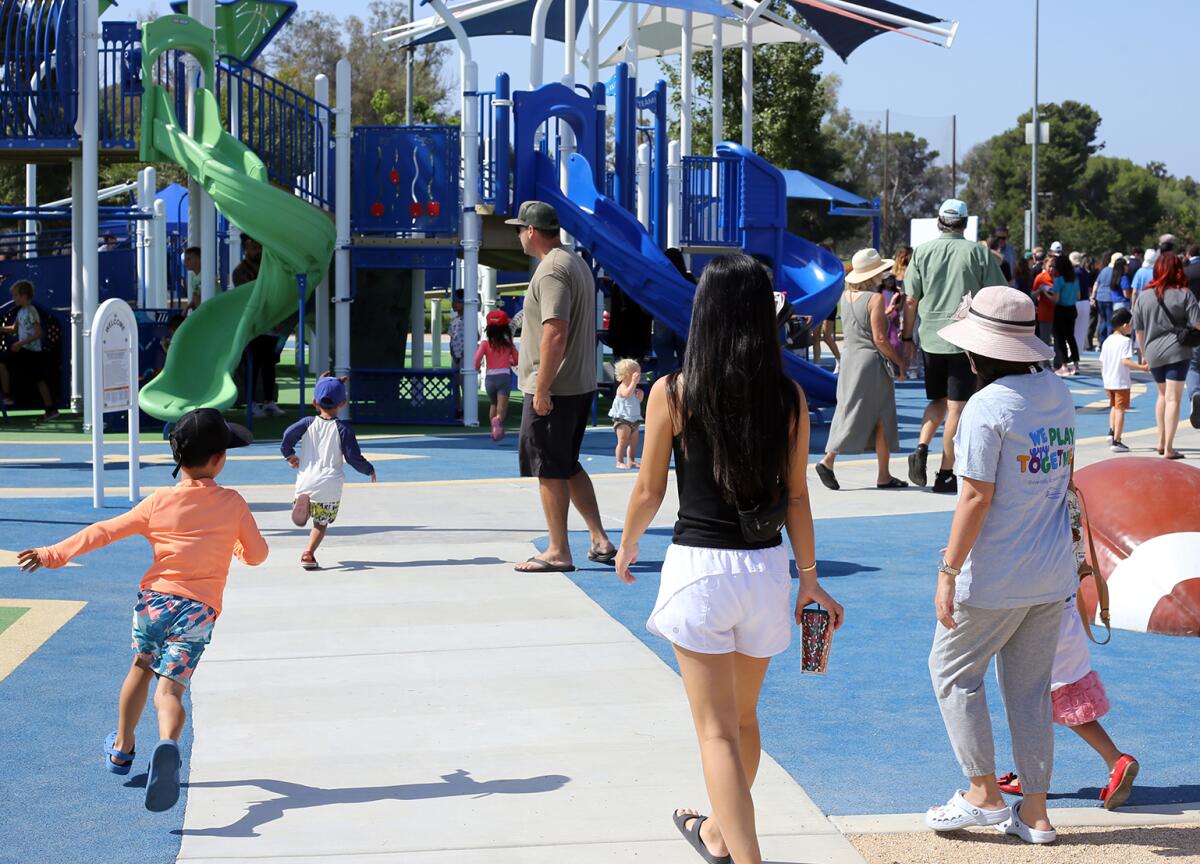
[924,285,1078,845]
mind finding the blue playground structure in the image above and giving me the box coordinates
[0,0,958,426]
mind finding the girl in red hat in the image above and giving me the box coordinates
[475,309,520,440]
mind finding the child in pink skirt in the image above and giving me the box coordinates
[997,489,1138,810]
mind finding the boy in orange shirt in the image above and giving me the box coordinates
[18,408,268,812]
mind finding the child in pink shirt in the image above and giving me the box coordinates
[19,408,267,812]
[474,309,519,441]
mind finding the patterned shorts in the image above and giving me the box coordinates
[131,590,217,685]
[306,499,340,527]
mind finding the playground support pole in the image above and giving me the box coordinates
[152,200,168,307]
[81,0,99,430]
[190,0,217,301]
[334,60,352,383]
[680,12,692,157]
[559,0,577,227]
[587,0,599,84]
[652,80,667,249]
[636,143,650,230]
[314,72,331,374]
[741,18,753,148]
[667,140,681,249]
[24,164,36,251]
[135,169,148,307]
[70,158,84,413]
[426,0,480,426]
[712,21,723,151]
[431,298,442,367]
[529,0,553,86]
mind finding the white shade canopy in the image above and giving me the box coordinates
[601,4,830,66]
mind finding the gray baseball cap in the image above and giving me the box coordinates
[505,201,560,231]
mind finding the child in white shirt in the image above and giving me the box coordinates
[1099,308,1148,452]
[281,374,376,569]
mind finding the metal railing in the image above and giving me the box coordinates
[215,58,334,210]
[0,0,78,146]
[680,155,741,247]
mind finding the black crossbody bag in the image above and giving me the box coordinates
[736,483,789,544]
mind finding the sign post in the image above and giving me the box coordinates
[91,299,140,508]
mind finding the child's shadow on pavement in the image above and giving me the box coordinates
[162,769,570,837]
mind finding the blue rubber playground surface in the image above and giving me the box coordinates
[553,516,1200,817]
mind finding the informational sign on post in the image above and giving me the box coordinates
[90,299,140,508]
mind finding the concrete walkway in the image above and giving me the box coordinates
[177,473,864,863]
[177,418,1200,863]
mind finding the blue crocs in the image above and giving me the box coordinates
[144,739,182,812]
[104,731,135,775]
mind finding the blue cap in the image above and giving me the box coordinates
[314,375,347,408]
[939,198,968,219]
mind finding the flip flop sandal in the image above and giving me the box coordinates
[924,790,1010,831]
[145,739,182,812]
[672,810,731,864]
[876,477,909,489]
[300,551,320,571]
[1165,451,1186,460]
[997,800,1056,844]
[515,557,577,573]
[997,772,1023,795]
[1100,754,1139,810]
[587,547,617,564]
[103,731,135,775]
[291,494,311,527]
[815,462,839,490]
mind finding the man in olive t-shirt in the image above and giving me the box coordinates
[506,201,615,573]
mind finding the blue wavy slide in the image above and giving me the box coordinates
[533,152,838,406]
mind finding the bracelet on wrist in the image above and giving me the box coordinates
[799,562,817,573]
[901,335,914,342]
[938,560,961,577]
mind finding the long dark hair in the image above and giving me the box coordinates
[1055,253,1076,283]
[486,322,514,351]
[1112,257,1127,284]
[669,254,801,503]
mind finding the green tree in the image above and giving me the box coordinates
[823,104,950,253]
[267,0,450,126]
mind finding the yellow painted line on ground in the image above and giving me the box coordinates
[0,598,87,683]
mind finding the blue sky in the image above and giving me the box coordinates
[145,0,1199,180]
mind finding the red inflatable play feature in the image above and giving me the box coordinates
[1076,458,1200,637]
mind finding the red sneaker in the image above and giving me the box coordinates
[997,772,1023,795]
[1100,754,1138,810]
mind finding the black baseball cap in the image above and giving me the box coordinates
[169,408,253,477]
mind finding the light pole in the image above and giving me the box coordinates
[1030,0,1039,252]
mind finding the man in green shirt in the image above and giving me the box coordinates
[507,201,616,573]
[901,199,1007,494]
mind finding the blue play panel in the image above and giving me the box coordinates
[552,514,1200,816]
[0,498,192,864]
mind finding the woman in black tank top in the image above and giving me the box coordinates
[614,255,844,864]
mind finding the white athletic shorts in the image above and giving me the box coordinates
[647,543,793,658]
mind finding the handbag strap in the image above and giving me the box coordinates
[1074,486,1112,645]
[1155,290,1186,330]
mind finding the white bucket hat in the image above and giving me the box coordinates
[844,248,894,285]
[938,285,1053,363]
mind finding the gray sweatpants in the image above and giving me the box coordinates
[928,600,1062,794]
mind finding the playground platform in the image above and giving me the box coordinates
[1,363,1197,864]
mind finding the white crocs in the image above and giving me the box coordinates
[998,800,1057,844]
[925,790,1011,832]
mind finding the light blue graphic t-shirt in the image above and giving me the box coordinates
[953,369,1077,609]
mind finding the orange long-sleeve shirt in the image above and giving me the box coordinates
[37,478,268,615]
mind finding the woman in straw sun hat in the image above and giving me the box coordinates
[923,285,1076,846]
[814,249,908,491]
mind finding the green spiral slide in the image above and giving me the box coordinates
[136,15,336,421]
